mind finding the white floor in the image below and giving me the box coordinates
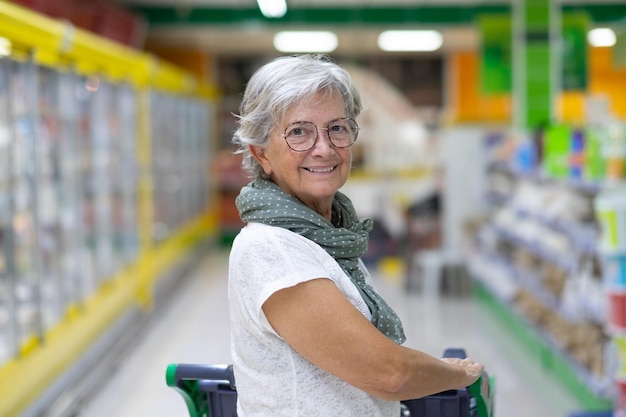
[76,248,596,417]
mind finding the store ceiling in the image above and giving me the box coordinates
[115,0,626,56]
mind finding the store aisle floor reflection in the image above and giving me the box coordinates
[78,249,586,417]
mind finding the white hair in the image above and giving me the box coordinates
[232,54,363,179]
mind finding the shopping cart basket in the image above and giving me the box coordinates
[165,347,494,417]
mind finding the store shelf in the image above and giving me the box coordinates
[474,281,614,410]
[469,150,619,411]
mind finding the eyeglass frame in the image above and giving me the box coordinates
[279,117,360,152]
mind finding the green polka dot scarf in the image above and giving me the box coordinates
[236,178,406,345]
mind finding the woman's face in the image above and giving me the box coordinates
[251,90,352,218]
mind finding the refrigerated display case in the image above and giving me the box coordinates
[0,3,218,416]
[1,54,201,358]
[150,93,212,245]
[186,99,212,227]
[112,83,139,267]
[0,56,14,364]
[150,91,171,242]
[192,99,213,218]
[10,58,42,353]
[73,76,141,291]
[57,70,84,312]
[36,65,66,333]
[89,77,116,282]
[0,61,97,359]
[76,75,99,298]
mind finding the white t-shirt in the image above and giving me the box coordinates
[228,222,401,417]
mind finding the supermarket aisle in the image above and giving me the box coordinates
[77,248,586,417]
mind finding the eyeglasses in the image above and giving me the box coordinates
[281,118,359,152]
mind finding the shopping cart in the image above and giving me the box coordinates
[165,348,494,417]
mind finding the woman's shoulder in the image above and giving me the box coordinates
[233,222,316,249]
[229,223,336,281]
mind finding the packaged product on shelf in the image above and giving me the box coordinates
[603,252,626,290]
[608,289,626,332]
[594,184,626,253]
[605,121,626,181]
[570,129,585,180]
[584,126,607,182]
[543,124,571,179]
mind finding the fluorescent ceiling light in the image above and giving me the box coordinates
[0,37,11,57]
[257,0,287,18]
[377,30,443,52]
[273,31,338,53]
[587,27,616,47]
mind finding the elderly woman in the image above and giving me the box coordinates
[228,54,483,417]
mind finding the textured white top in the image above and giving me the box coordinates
[228,222,401,417]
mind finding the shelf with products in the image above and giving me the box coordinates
[472,278,615,411]
[468,231,614,408]
[467,125,626,408]
[594,182,626,417]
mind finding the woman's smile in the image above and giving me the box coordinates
[303,165,338,174]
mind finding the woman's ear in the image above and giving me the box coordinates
[249,144,272,176]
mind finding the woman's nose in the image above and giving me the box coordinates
[311,128,333,151]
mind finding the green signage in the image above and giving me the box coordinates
[478,12,589,94]
[478,14,512,95]
[562,13,589,90]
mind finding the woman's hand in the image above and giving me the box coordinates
[440,357,485,388]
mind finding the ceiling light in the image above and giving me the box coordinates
[587,27,616,47]
[0,37,11,57]
[273,31,338,53]
[257,0,287,19]
[377,30,443,52]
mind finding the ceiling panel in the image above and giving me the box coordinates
[112,1,626,56]
[143,26,479,55]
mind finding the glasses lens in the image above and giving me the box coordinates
[283,119,359,151]
[328,119,358,148]
[284,122,317,151]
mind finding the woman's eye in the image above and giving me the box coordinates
[289,126,311,137]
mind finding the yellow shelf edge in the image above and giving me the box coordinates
[0,0,217,93]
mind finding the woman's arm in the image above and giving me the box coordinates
[262,277,484,401]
